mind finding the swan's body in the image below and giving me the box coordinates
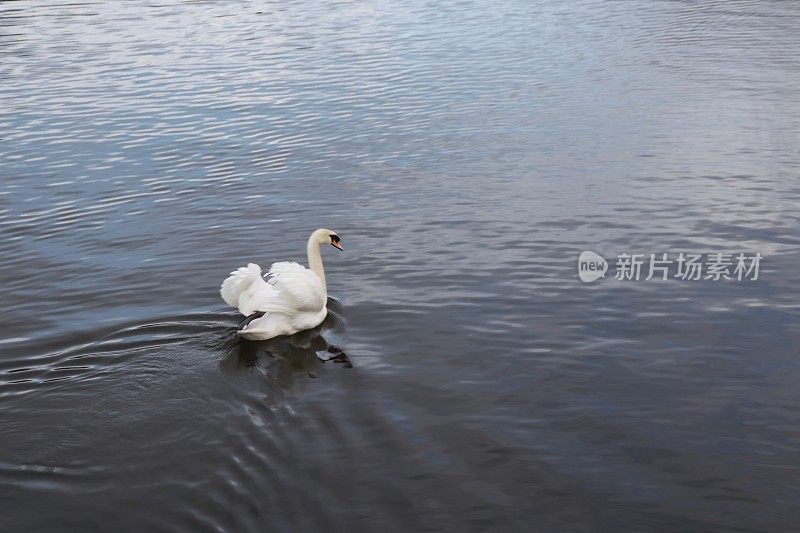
[220,228,342,340]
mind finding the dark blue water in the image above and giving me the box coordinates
[2,1,799,530]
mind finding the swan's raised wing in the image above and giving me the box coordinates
[220,263,279,316]
[261,261,326,315]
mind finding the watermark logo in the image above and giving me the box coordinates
[578,251,608,282]
[578,251,762,282]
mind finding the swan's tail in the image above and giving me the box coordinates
[220,263,262,308]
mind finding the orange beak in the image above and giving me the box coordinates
[331,241,343,251]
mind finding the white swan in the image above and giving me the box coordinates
[220,228,342,340]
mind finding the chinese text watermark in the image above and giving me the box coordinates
[578,252,762,283]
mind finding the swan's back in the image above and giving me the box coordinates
[220,261,328,339]
[263,261,326,313]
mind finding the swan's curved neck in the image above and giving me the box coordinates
[307,236,327,293]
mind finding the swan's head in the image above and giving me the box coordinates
[312,228,343,251]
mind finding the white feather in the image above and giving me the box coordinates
[266,261,326,312]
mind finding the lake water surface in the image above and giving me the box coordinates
[2,1,800,530]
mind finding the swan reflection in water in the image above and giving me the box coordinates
[220,300,351,390]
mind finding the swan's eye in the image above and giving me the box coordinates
[330,234,340,243]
